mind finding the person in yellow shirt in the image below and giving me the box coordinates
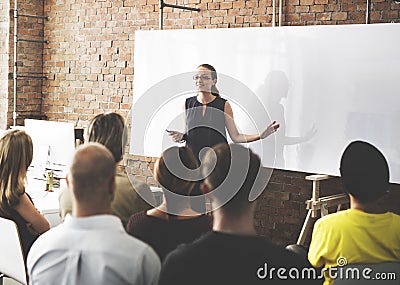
[308,140,400,285]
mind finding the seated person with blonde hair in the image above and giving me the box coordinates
[0,130,49,258]
[59,112,155,226]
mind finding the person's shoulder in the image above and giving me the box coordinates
[128,210,148,223]
[185,96,198,108]
[315,208,351,226]
[186,95,197,101]
[185,96,197,104]
[386,211,400,229]
[160,237,203,285]
[126,211,151,232]
[167,231,211,258]
[27,224,66,260]
[217,96,227,103]
[388,211,400,220]
[123,229,157,250]
[118,234,161,268]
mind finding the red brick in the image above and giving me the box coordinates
[301,13,316,21]
[310,5,324,12]
[220,2,233,9]
[285,13,300,22]
[296,5,310,12]
[332,11,348,20]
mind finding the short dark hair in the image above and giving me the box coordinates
[202,144,262,215]
[340,140,389,203]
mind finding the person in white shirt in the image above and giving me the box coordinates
[27,143,161,285]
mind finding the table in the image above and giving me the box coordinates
[26,172,164,228]
[25,173,64,228]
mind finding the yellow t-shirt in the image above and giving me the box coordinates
[308,209,400,285]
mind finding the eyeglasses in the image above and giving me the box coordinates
[193,74,211,81]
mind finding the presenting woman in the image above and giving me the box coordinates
[168,63,280,163]
[168,64,279,212]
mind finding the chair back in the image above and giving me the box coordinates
[333,262,400,284]
[0,217,27,285]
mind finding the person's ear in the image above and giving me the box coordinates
[212,79,217,85]
[153,158,160,181]
[66,173,71,188]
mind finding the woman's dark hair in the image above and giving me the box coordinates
[154,146,199,196]
[197,63,220,97]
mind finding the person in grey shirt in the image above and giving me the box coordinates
[27,143,161,285]
[59,112,156,227]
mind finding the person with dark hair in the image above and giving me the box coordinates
[28,143,161,285]
[160,144,318,285]
[168,64,280,162]
[126,146,211,261]
[0,130,50,258]
[167,64,279,212]
[59,112,155,226]
[308,140,400,285]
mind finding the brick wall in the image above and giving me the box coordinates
[8,0,45,127]
[0,0,9,129]
[7,0,400,245]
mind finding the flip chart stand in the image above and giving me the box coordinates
[297,174,349,245]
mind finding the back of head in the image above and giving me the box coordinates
[69,143,116,206]
[202,143,262,215]
[86,113,126,163]
[155,146,199,196]
[0,130,33,214]
[340,140,389,203]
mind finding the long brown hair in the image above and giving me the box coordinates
[0,130,33,215]
[154,146,199,196]
[197,63,220,97]
[86,112,127,163]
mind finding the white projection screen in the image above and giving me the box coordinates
[130,24,400,183]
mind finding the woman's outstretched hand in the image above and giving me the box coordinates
[167,130,185,142]
[260,121,280,139]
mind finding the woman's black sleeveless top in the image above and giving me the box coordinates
[185,95,228,161]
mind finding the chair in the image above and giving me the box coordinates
[333,262,400,284]
[0,217,27,285]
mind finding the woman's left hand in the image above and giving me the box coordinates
[260,121,280,139]
[167,130,185,142]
